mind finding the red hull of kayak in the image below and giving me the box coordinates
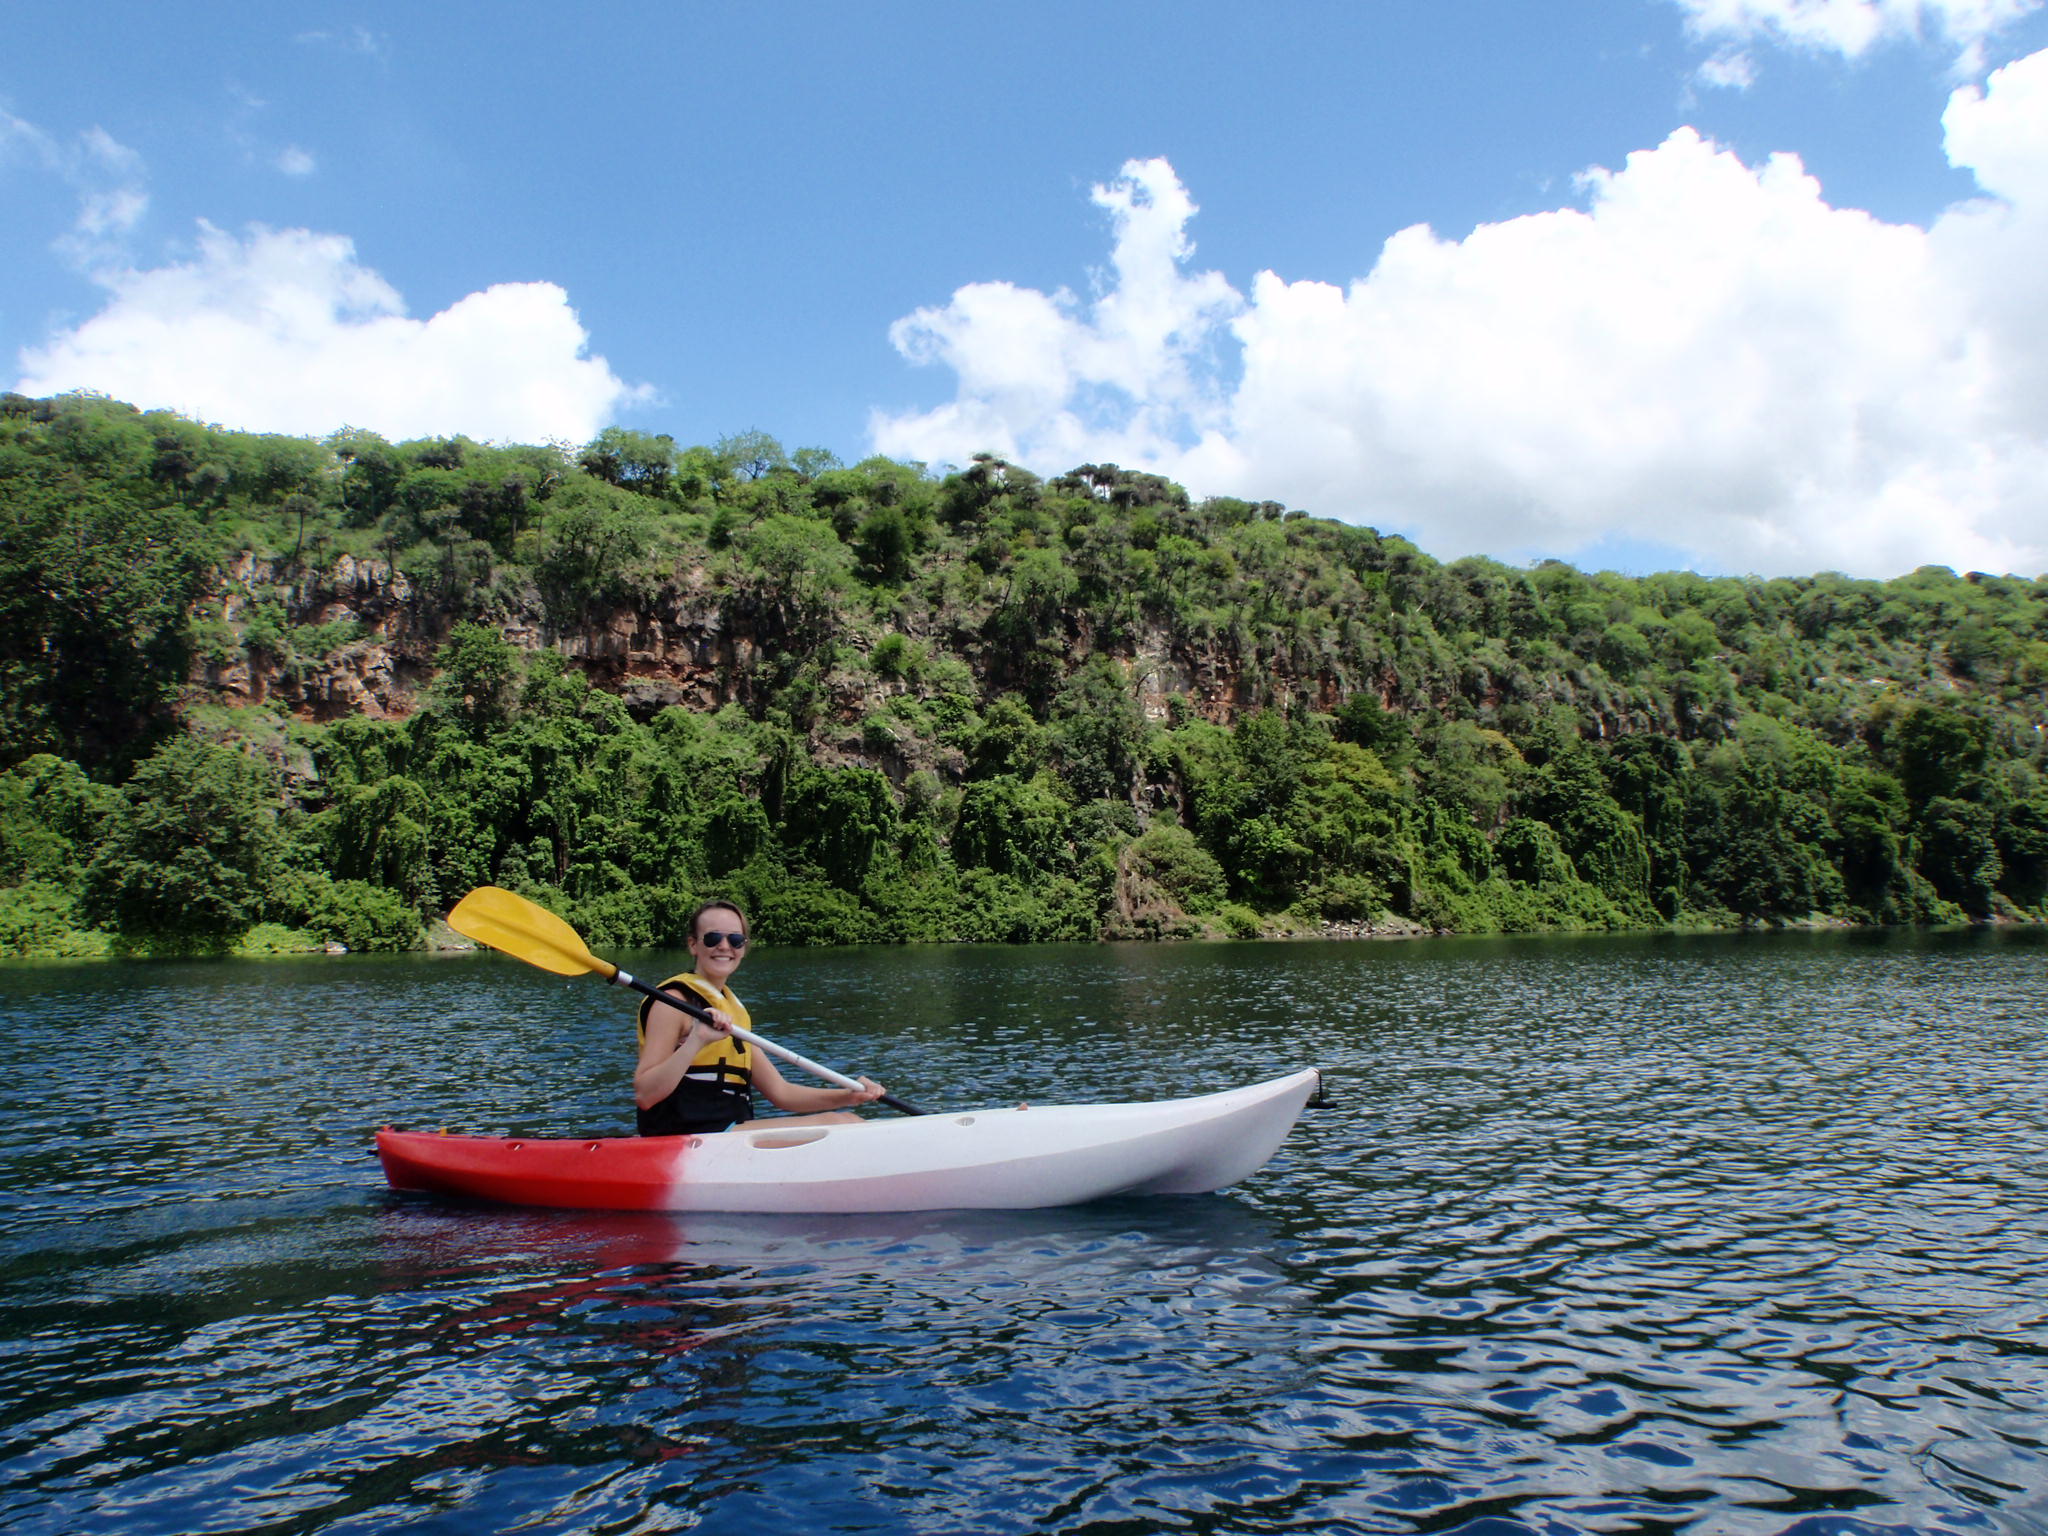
[378,1129,687,1211]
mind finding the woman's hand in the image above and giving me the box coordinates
[675,1007,734,1057]
[844,1076,885,1105]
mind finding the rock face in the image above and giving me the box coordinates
[190,555,1379,736]
[193,556,787,726]
[203,642,420,721]
[554,579,767,718]
[196,554,437,720]
[1122,622,1361,725]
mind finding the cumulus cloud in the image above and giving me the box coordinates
[1676,0,2043,82]
[873,53,2048,579]
[16,222,646,445]
[275,145,316,177]
[882,158,1242,471]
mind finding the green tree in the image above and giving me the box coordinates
[952,774,1068,878]
[0,452,213,771]
[535,479,650,628]
[1180,711,1325,909]
[1333,692,1413,766]
[853,505,916,585]
[432,623,523,731]
[733,513,854,646]
[1994,789,2048,909]
[716,429,790,485]
[1494,817,1577,887]
[1128,821,1226,912]
[1888,703,1991,811]
[1831,768,1915,921]
[331,774,436,906]
[81,737,286,944]
[579,427,677,498]
[1683,731,1842,918]
[281,873,424,951]
[964,695,1046,779]
[702,793,773,876]
[1605,735,1689,917]
[1522,729,1652,915]
[330,428,404,526]
[1049,655,1148,802]
[781,766,897,889]
[0,754,111,888]
[1918,797,2001,915]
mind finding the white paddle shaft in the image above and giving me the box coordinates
[729,1024,864,1091]
[615,969,865,1091]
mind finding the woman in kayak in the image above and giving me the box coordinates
[634,899,886,1136]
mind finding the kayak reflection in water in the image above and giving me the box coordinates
[633,898,887,1137]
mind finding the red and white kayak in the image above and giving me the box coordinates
[378,1068,1320,1214]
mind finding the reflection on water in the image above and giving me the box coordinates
[0,927,2044,1533]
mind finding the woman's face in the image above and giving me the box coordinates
[687,908,748,985]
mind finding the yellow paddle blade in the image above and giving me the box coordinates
[447,886,610,978]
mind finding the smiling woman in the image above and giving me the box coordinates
[632,897,890,1138]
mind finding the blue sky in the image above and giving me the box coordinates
[7,0,2048,578]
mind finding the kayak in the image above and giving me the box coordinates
[378,1068,1320,1214]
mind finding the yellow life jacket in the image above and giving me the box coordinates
[636,973,754,1135]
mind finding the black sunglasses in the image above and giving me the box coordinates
[695,930,747,949]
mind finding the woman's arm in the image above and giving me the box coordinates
[633,999,725,1111]
[750,1050,885,1114]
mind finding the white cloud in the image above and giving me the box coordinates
[0,108,61,173]
[0,114,150,268]
[881,158,1242,471]
[1673,0,2043,75]
[275,145,316,177]
[1696,49,1760,88]
[872,53,2048,579]
[294,26,387,58]
[15,222,646,445]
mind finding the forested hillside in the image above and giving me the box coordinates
[3,391,2044,957]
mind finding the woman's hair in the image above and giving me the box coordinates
[687,898,748,939]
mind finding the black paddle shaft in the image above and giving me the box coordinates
[617,970,930,1116]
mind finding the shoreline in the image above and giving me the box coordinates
[3,908,2037,965]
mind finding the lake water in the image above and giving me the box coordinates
[1,928,2044,1535]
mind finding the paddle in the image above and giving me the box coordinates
[447,885,929,1116]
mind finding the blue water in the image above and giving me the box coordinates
[1,928,2045,1533]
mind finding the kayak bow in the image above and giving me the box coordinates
[379,1068,1320,1214]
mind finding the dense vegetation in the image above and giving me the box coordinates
[3,390,2044,958]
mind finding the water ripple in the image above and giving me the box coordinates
[0,929,2043,1533]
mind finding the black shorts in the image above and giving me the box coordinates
[637,1101,754,1138]
[652,1115,741,1137]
